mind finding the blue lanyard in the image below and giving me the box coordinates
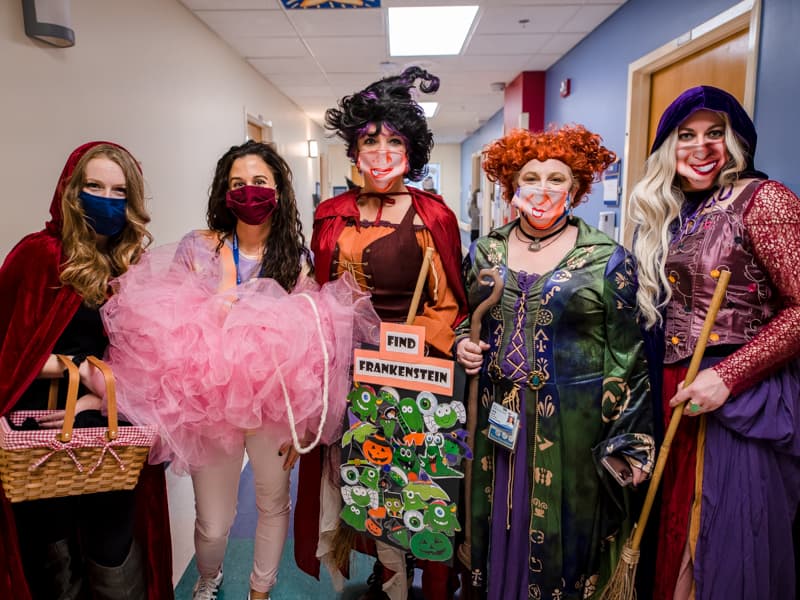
[232,233,242,285]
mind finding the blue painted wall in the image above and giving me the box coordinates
[460,0,800,237]
[458,108,504,248]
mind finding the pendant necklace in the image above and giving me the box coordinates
[515,220,569,252]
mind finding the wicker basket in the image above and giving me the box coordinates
[0,355,155,503]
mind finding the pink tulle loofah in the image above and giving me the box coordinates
[101,231,380,473]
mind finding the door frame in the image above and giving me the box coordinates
[620,0,761,247]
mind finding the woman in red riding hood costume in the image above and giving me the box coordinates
[0,142,173,599]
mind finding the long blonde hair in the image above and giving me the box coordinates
[60,144,152,306]
[630,113,748,328]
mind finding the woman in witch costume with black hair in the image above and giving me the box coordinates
[294,66,468,600]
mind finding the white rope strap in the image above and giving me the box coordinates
[274,292,329,454]
[431,262,440,302]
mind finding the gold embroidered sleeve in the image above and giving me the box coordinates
[713,181,800,395]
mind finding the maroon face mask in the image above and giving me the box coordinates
[225,185,277,225]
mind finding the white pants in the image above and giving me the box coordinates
[192,430,291,594]
[375,541,408,600]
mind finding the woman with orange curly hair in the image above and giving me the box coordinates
[455,126,654,599]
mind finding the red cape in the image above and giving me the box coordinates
[295,187,467,578]
[0,142,173,599]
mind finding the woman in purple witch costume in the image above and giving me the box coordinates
[630,86,800,600]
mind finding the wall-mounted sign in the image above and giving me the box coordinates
[281,0,380,8]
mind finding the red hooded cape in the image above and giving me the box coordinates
[0,142,173,599]
[295,186,467,578]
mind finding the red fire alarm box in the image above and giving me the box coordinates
[560,78,571,98]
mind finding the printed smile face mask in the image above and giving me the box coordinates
[357,150,408,192]
[511,185,569,230]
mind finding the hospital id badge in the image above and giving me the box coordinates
[486,402,520,451]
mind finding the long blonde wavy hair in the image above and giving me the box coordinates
[629,112,749,329]
[60,144,152,306]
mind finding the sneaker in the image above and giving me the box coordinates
[192,570,223,600]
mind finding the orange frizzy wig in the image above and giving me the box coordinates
[482,125,616,205]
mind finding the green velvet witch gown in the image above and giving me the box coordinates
[460,218,654,599]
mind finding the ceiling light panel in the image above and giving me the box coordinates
[388,6,478,56]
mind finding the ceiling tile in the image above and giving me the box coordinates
[540,32,586,55]
[465,33,550,56]
[561,4,621,32]
[193,9,292,38]
[248,56,325,74]
[305,36,387,62]
[477,5,581,34]
[227,35,309,58]
[180,0,274,9]
[285,8,384,37]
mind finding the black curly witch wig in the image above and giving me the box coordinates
[325,66,439,182]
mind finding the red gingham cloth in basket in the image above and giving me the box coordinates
[1,411,155,450]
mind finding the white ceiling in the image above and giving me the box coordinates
[180,0,625,143]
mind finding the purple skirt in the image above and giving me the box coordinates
[694,358,800,599]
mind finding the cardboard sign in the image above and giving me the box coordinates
[339,323,467,562]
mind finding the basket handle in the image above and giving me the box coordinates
[85,356,119,441]
[51,354,119,442]
[53,354,80,443]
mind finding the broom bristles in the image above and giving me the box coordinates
[331,523,356,570]
[599,542,640,600]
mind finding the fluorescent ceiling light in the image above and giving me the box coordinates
[419,102,438,118]
[388,6,478,56]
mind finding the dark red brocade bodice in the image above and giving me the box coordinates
[664,180,800,395]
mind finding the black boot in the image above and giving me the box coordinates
[27,538,85,600]
[86,541,146,600]
[358,559,390,600]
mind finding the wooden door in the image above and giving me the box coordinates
[247,121,263,142]
[647,30,748,149]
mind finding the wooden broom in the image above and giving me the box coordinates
[599,269,730,600]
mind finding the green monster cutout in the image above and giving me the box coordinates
[424,501,461,536]
[342,421,378,446]
[388,526,410,549]
[415,391,438,416]
[340,503,368,531]
[423,400,466,432]
[392,445,420,474]
[359,465,380,490]
[398,396,424,435]
[421,432,462,478]
[401,480,448,512]
[348,384,380,422]
[386,465,409,488]
[342,485,377,508]
[409,530,453,562]
[384,493,404,518]
[378,386,400,407]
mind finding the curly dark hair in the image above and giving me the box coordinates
[483,126,616,206]
[206,140,312,291]
[325,66,439,182]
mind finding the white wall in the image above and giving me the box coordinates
[0,0,324,257]
[324,143,462,216]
